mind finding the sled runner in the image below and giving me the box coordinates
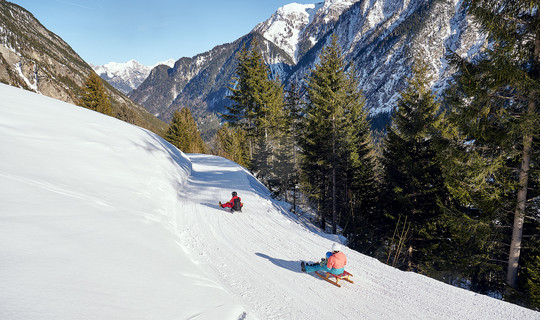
[314,270,353,287]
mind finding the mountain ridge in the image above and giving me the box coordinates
[92,59,175,95]
[126,0,484,123]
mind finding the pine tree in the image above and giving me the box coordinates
[224,39,286,185]
[282,80,304,209]
[382,62,449,271]
[340,70,380,254]
[302,35,345,232]
[252,76,286,186]
[215,123,250,168]
[79,72,112,116]
[447,0,540,289]
[165,107,207,154]
[302,35,377,234]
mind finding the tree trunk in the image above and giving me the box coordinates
[407,245,413,271]
[332,115,337,234]
[507,20,539,288]
[332,166,337,234]
[506,100,535,288]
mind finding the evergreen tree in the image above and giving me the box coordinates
[282,80,305,209]
[79,72,112,116]
[116,103,142,125]
[251,75,286,186]
[215,123,250,168]
[447,0,540,289]
[165,107,207,154]
[302,35,377,234]
[382,62,449,271]
[340,70,380,254]
[224,39,286,185]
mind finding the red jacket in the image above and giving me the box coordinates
[222,196,241,208]
[327,251,347,270]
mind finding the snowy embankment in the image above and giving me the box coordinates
[1,83,538,320]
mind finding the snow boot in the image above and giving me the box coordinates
[301,262,306,272]
[219,201,223,208]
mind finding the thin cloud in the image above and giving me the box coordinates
[55,0,95,10]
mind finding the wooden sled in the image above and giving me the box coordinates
[315,270,354,287]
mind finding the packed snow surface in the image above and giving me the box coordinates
[1,83,539,319]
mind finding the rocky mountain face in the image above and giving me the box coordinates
[129,33,294,120]
[129,0,484,124]
[252,1,360,63]
[288,0,485,115]
[0,1,88,103]
[0,0,166,134]
[92,59,175,94]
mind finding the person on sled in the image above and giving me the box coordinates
[219,191,243,212]
[301,243,347,275]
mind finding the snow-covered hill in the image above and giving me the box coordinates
[93,59,175,94]
[1,84,538,319]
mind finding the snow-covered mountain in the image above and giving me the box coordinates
[129,0,485,123]
[92,59,175,94]
[253,0,361,63]
[287,0,485,114]
[2,83,539,319]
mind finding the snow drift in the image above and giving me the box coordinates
[1,83,538,319]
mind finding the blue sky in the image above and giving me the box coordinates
[10,0,316,66]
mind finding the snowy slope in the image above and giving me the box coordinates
[1,83,539,319]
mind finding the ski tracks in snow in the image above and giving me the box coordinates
[175,154,358,319]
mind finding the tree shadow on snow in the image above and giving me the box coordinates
[255,253,304,273]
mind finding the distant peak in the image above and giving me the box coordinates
[154,59,175,68]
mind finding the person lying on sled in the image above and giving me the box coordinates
[219,191,243,212]
[301,243,347,275]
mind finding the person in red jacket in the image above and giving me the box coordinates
[219,191,243,212]
[301,243,347,275]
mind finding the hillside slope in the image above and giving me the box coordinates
[1,84,538,319]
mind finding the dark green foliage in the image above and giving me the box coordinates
[301,35,378,235]
[224,40,287,187]
[447,0,540,291]
[116,103,142,125]
[382,62,451,271]
[280,80,304,207]
[78,73,112,116]
[215,123,250,168]
[165,107,207,154]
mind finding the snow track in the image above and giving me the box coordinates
[175,154,539,319]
